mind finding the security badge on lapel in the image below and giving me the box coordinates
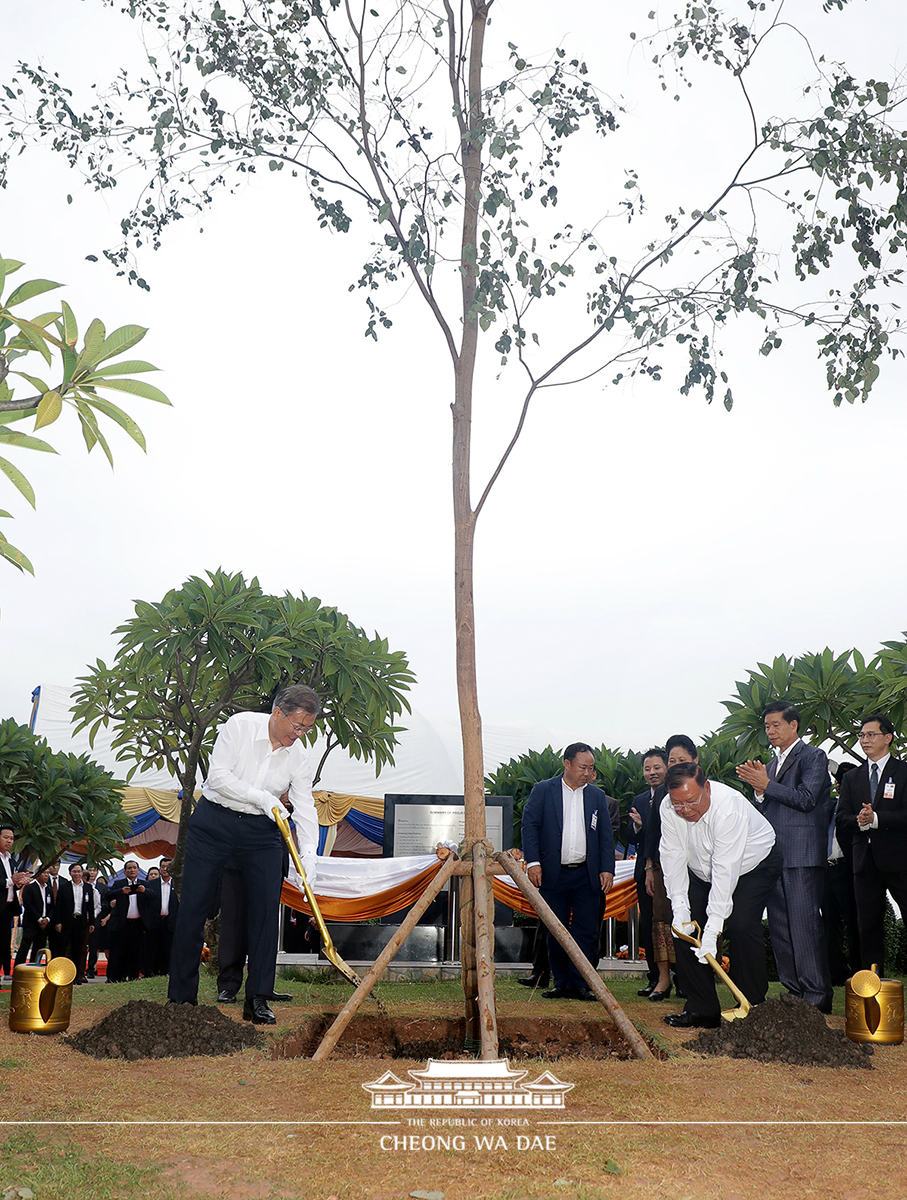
[590,810,598,830]
[884,780,896,801]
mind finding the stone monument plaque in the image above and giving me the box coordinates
[382,794,513,858]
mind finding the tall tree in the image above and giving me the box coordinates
[4,0,906,1031]
[71,567,415,880]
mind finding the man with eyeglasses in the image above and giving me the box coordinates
[660,761,781,1028]
[736,701,834,1013]
[168,684,321,1023]
[835,714,907,976]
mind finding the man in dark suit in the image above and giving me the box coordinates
[106,860,147,981]
[628,748,667,995]
[84,867,108,978]
[139,857,179,976]
[737,701,833,1011]
[45,864,67,960]
[49,867,75,965]
[835,713,907,976]
[1,824,29,978]
[519,793,620,989]
[521,742,616,999]
[14,868,52,966]
[61,864,97,983]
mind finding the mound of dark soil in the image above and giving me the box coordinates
[66,1000,264,1060]
[272,1014,662,1061]
[684,995,874,1069]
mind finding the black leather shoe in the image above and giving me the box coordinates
[265,991,292,1002]
[648,984,672,1002]
[217,989,237,1003]
[542,987,574,1000]
[663,1010,720,1029]
[637,983,656,996]
[518,975,549,989]
[574,987,597,1001]
[242,996,276,1024]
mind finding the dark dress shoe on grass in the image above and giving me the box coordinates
[518,975,549,988]
[542,987,575,1000]
[637,983,656,996]
[574,987,597,1001]
[243,996,277,1024]
[265,991,292,1002]
[648,984,672,1002]
[663,1010,720,1029]
[217,989,237,1003]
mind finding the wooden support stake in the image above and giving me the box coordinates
[495,851,655,1063]
[471,841,499,1060]
[311,854,460,1062]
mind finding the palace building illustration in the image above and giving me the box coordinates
[363,1059,574,1109]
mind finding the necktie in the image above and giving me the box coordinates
[870,763,879,803]
[52,878,57,901]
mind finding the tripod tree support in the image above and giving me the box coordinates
[495,851,655,1062]
[311,854,459,1061]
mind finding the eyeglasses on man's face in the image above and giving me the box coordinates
[670,786,707,813]
[279,708,316,736]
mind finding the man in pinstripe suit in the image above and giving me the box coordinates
[737,701,833,1012]
[835,714,907,977]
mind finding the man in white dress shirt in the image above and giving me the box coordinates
[660,761,782,1029]
[167,685,321,1024]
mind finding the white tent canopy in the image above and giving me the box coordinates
[29,685,559,796]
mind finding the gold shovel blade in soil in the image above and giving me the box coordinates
[272,807,365,990]
[672,921,752,1021]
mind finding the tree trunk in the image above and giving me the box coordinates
[453,0,493,1029]
[170,739,203,888]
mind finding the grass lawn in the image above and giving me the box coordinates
[1,970,906,1200]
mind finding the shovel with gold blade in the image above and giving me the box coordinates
[672,921,751,1021]
[272,806,366,991]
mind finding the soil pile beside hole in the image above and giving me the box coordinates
[271,1014,662,1060]
[684,995,874,1068]
[66,1000,264,1060]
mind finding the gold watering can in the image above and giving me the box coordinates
[8,949,78,1034]
[845,964,904,1045]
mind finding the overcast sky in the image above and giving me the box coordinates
[1,0,905,779]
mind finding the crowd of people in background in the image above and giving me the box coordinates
[0,844,179,986]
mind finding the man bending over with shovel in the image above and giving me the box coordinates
[659,761,782,1029]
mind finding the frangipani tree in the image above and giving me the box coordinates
[0,254,169,574]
